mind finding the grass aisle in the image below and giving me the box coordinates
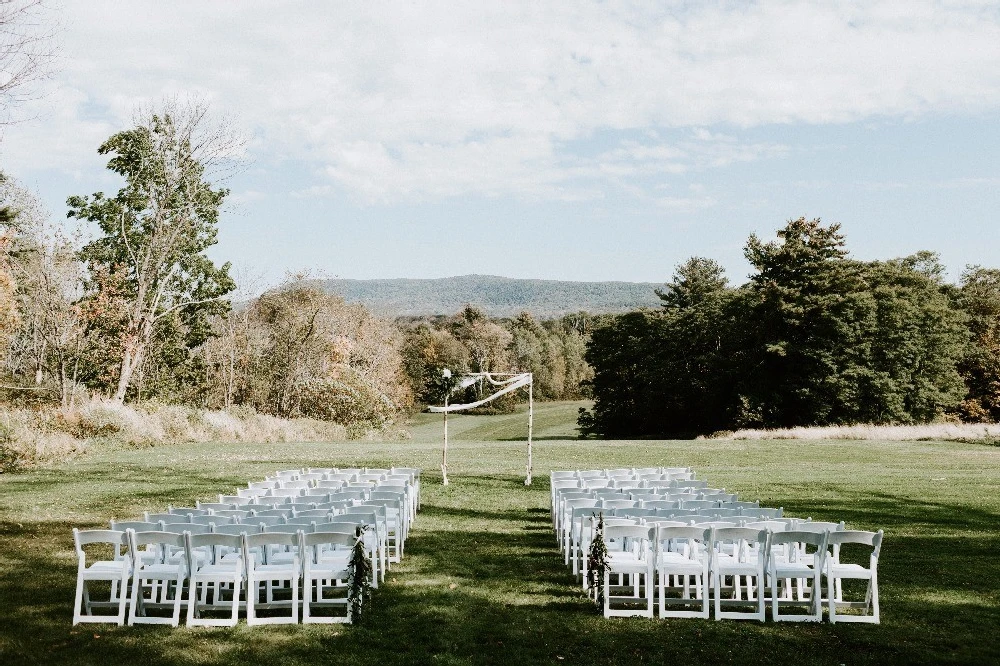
[1,429,998,664]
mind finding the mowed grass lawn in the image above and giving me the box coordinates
[1,402,999,665]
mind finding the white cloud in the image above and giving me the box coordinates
[1,0,998,202]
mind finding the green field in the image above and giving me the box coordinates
[1,401,998,664]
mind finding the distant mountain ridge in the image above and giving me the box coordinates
[320,274,663,317]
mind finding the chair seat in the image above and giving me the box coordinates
[307,565,351,579]
[135,564,185,578]
[252,563,298,577]
[194,564,241,578]
[828,563,872,578]
[773,563,817,577]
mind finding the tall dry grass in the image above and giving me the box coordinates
[713,422,1000,442]
[0,398,409,471]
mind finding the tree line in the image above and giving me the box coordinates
[399,306,595,410]
[579,218,1000,438]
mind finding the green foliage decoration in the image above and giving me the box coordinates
[586,513,609,609]
[348,526,374,623]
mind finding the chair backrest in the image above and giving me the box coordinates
[614,507,657,518]
[279,480,311,490]
[144,512,179,523]
[693,520,738,529]
[168,506,208,516]
[197,502,235,512]
[709,526,767,563]
[581,478,611,489]
[160,522,211,535]
[680,500,718,510]
[564,498,600,512]
[251,509,292,518]
[73,528,127,557]
[644,519,689,529]
[826,529,884,559]
[190,515,233,526]
[244,530,299,552]
[219,494,255,505]
[212,509,250,520]
[249,515,285,527]
[672,480,708,489]
[768,530,830,561]
[298,472,325,483]
[294,508,334,518]
[741,507,783,519]
[311,522,360,535]
[110,520,159,533]
[795,520,845,533]
[185,532,244,567]
[213,523,260,536]
[575,470,604,479]
[655,525,710,546]
[128,529,186,550]
[263,523,308,535]
[249,481,279,491]
[300,531,358,564]
[329,489,368,501]
[370,490,406,501]
[316,480,346,489]
[325,473,357,483]
[644,500,680,511]
[285,516,326,526]
[600,499,637,510]
[604,524,654,553]
[712,508,742,517]
[269,488,305,498]
[744,520,789,532]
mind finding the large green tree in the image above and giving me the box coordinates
[957,266,1000,421]
[68,106,236,402]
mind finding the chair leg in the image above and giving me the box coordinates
[73,572,86,625]
[171,576,184,627]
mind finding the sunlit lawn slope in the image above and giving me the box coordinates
[1,403,998,664]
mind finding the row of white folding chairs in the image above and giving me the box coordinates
[110,515,384,580]
[238,481,415,569]
[552,467,695,480]
[265,467,421,507]
[242,477,419,524]
[551,472,701,512]
[562,507,787,571]
[73,526,371,627]
[553,486,765,548]
[587,522,881,623]
[570,514,824,580]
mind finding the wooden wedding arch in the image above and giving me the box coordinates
[428,371,534,486]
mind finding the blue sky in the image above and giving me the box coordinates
[2,1,999,291]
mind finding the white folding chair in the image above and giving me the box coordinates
[72,528,130,626]
[185,533,245,627]
[825,530,882,624]
[603,525,656,618]
[243,531,300,625]
[654,525,710,619]
[709,527,766,621]
[301,531,356,624]
[767,530,828,622]
[127,530,187,626]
